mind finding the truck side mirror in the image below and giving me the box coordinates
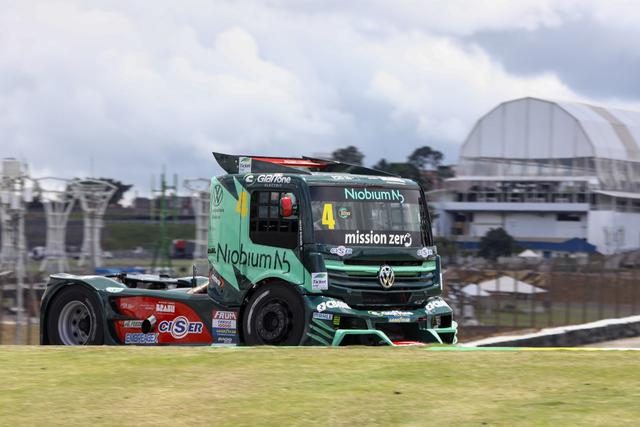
[280,195,294,218]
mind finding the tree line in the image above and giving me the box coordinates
[331,145,454,189]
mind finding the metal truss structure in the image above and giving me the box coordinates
[184,178,211,260]
[71,179,116,271]
[37,178,75,273]
[0,158,34,343]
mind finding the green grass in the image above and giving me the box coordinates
[1,347,639,426]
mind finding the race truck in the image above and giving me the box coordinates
[40,153,457,346]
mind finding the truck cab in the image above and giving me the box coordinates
[207,153,457,345]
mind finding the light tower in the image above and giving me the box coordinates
[184,178,211,260]
[0,158,34,343]
[37,178,75,272]
[151,169,178,271]
[71,178,116,271]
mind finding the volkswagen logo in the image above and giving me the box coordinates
[378,265,395,289]
[213,184,223,206]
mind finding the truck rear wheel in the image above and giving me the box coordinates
[242,283,305,346]
[46,286,104,345]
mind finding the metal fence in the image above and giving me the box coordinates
[444,268,640,341]
[0,271,44,345]
[2,265,639,345]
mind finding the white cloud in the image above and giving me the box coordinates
[0,0,637,193]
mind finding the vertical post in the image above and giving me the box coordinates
[513,274,518,329]
[582,273,588,324]
[529,272,536,328]
[0,272,4,344]
[495,270,500,328]
[614,272,620,318]
[598,270,604,320]
[26,277,34,345]
[547,271,553,327]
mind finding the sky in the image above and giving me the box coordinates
[1,0,639,199]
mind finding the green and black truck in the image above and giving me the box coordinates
[40,153,457,346]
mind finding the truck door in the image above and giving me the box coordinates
[240,185,305,286]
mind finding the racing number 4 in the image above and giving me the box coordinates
[322,203,335,230]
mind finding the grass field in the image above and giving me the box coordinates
[1,347,639,426]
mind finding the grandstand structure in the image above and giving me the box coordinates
[434,97,640,255]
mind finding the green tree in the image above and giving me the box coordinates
[332,146,364,165]
[408,146,443,171]
[96,178,133,206]
[478,228,519,261]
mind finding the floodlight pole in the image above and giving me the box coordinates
[0,158,34,344]
[72,179,116,271]
[151,169,177,271]
[37,178,75,273]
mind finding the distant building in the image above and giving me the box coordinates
[433,97,640,256]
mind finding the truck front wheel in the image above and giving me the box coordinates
[242,283,305,346]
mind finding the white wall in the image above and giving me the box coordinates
[468,212,587,240]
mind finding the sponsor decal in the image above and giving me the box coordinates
[158,316,204,339]
[156,303,175,313]
[368,310,413,317]
[338,207,351,219]
[211,243,291,273]
[123,320,143,328]
[344,188,405,203]
[313,312,333,321]
[248,174,292,185]
[345,231,412,247]
[417,247,435,258]
[330,246,353,257]
[316,299,350,312]
[211,310,238,344]
[213,184,224,206]
[388,317,411,323]
[125,333,158,344]
[311,272,328,291]
[238,157,252,173]
[378,265,395,289]
[106,287,124,293]
[425,298,449,312]
[212,311,237,329]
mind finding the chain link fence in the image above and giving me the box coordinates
[444,266,640,341]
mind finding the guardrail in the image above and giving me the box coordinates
[464,315,640,347]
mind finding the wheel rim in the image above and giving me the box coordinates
[57,300,93,345]
[255,300,291,344]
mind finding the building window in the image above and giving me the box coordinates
[556,213,581,222]
[249,191,299,249]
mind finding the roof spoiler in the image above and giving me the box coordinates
[212,152,397,177]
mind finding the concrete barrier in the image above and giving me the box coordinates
[464,315,640,347]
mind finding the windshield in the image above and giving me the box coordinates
[310,185,425,247]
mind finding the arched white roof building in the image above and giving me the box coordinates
[435,97,640,255]
[458,97,640,192]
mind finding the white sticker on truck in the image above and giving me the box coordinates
[312,272,328,291]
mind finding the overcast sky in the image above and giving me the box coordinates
[1,0,639,198]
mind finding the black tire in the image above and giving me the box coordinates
[46,286,104,345]
[242,283,305,346]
